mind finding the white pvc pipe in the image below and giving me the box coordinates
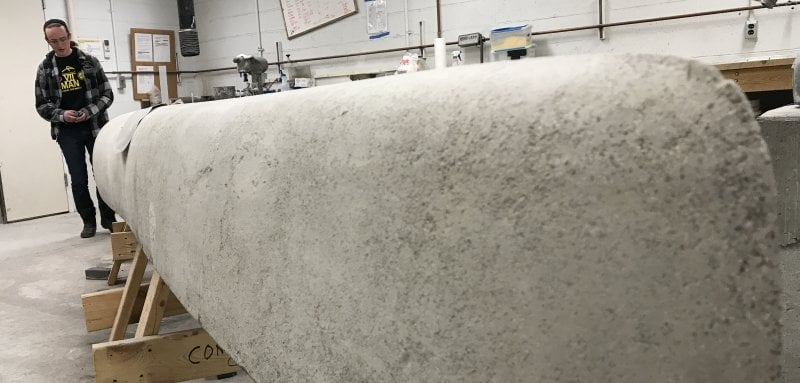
[108,0,121,73]
[255,0,264,56]
[404,0,410,47]
[65,0,77,37]
[434,37,446,69]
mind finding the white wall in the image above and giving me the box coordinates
[42,0,800,98]
[187,0,800,96]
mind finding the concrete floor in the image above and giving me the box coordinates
[1,212,798,382]
[0,213,254,382]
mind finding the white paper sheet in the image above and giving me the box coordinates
[136,65,154,93]
[153,34,171,62]
[134,33,153,62]
[78,38,104,61]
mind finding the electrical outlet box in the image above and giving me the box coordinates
[745,18,758,40]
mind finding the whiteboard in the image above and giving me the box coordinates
[280,0,358,39]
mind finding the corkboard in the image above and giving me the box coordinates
[129,28,178,101]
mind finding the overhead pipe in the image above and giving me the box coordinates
[106,1,800,76]
[532,1,799,36]
[107,42,442,75]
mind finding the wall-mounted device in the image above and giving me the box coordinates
[103,39,111,60]
[490,25,534,61]
[177,0,200,56]
[745,17,758,40]
[458,33,483,47]
[292,78,314,88]
[457,32,485,64]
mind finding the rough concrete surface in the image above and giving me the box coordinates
[94,55,781,382]
[0,214,110,382]
[759,105,800,245]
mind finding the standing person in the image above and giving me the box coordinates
[35,19,116,238]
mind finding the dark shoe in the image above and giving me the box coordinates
[78,208,97,239]
[81,223,97,238]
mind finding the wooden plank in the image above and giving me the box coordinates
[719,65,793,92]
[135,272,171,337]
[111,231,139,261]
[110,246,149,341]
[107,260,123,286]
[81,283,187,332]
[93,328,239,383]
[715,57,794,71]
[111,221,128,233]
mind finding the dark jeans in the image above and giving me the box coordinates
[57,128,114,218]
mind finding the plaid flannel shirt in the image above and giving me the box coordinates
[35,48,113,140]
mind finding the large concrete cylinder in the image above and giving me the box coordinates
[94,55,781,382]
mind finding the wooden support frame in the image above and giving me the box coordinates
[135,272,171,337]
[107,260,124,286]
[86,226,240,381]
[108,221,139,285]
[111,221,128,232]
[81,282,186,332]
[111,231,139,261]
[110,245,149,341]
[93,328,238,382]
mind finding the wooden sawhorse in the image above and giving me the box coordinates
[82,225,239,382]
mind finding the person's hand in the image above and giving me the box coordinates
[64,110,88,123]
